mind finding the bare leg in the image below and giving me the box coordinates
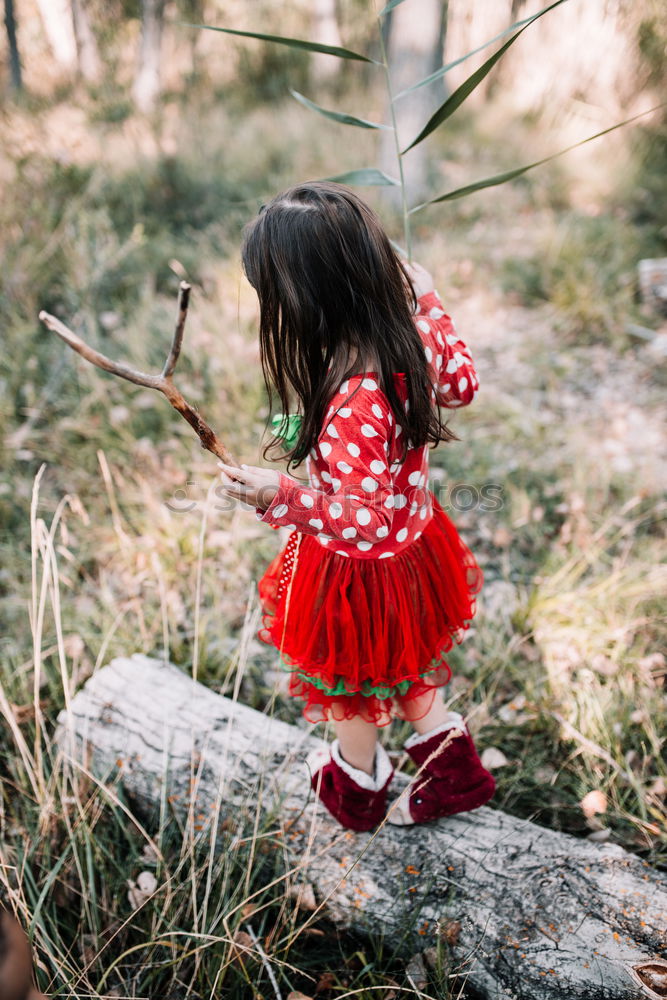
[396,687,453,735]
[334,715,379,775]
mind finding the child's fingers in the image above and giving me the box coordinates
[221,483,251,502]
[218,461,246,484]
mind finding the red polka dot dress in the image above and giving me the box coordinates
[256,290,483,726]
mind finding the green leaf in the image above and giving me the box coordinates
[379,0,407,15]
[290,90,391,130]
[182,23,376,62]
[401,0,568,153]
[322,168,400,186]
[395,0,570,99]
[409,106,667,212]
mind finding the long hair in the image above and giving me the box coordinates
[240,181,456,468]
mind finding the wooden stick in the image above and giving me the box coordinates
[39,282,236,465]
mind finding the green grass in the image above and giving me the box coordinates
[499,211,641,343]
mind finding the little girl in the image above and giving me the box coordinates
[219,181,495,831]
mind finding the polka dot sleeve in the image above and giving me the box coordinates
[415,290,479,408]
[258,383,395,544]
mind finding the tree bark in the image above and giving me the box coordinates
[132,0,167,113]
[71,0,101,83]
[57,654,667,1000]
[4,0,21,91]
[380,0,447,212]
[34,0,77,70]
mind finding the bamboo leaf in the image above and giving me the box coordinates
[401,0,568,153]
[379,0,407,15]
[409,107,666,212]
[183,23,375,62]
[396,0,571,99]
[323,168,400,186]
[290,90,391,130]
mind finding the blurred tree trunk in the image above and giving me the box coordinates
[4,0,22,91]
[35,0,77,70]
[311,0,342,86]
[133,0,167,113]
[181,0,205,80]
[380,0,447,211]
[71,0,101,83]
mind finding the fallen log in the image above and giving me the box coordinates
[56,654,667,1000]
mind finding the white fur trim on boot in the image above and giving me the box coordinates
[403,712,467,751]
[386,795,415,826]
[331,739,393,791]
[305,746,331,781]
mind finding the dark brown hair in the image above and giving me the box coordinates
[241,181,455,468]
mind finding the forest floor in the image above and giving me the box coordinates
[0,84,666,998]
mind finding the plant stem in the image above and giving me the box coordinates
[377,9,412,261]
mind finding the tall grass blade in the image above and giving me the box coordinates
[184,23,376,62]
[401,0,568,152]
[324,168,400,186]
[409,106,667,211]
[396,0,571,99]
[379,0,407,14]
[290,90,391,129]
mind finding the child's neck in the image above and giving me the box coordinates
[344,344,379,376]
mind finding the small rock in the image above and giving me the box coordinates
[405,952,428,989]
[288,882,317,911]
[127,870,158,910]
[481,747,509,770]
[580,790,607,819]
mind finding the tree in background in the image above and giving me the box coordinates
[133,0,168,113]
[33,0,100,82]
[380,0,448,207]
[71,0,101,83]
[311,0,344,85]
[34,0,77,72]
[3,0,21,92]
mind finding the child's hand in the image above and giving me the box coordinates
[218,462,281,511]
[403,261,435,299]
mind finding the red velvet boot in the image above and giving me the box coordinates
[388,713,495,826]
[306,740,394,832]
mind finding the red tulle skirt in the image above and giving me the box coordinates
[257,494,483,726]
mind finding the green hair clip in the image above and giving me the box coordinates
[270,413,303,451]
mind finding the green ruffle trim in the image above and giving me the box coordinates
[270,412,303,451]
[278,645,451,700]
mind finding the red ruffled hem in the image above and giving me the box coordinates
[257,493,483,726]
[285,669,453,727]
